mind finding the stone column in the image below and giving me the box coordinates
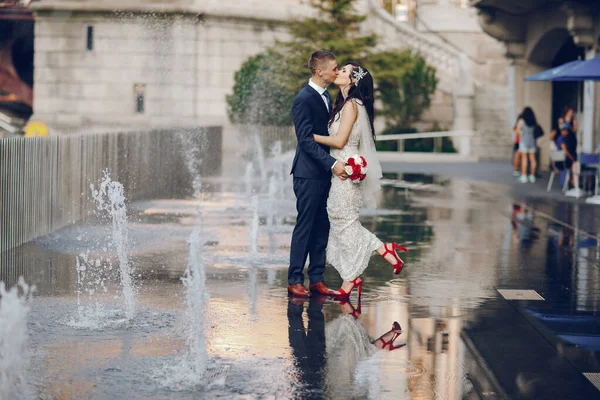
[508,57,527,127]
[565,2,596,153]
[523,63,552,171]
[452,54,475,157]
[582,47,596,153]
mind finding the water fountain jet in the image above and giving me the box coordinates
[0,277,34,400]
[90,170,136,320]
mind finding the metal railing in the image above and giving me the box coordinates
[375,130,474,155]
[0,127,221,254]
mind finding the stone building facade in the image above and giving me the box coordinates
[29,0,511,169]
[31,0,309,173]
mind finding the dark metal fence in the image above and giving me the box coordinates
[0,127,221,254]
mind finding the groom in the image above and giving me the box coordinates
[288,50,348,297]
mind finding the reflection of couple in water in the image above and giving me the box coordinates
[287,297,405,398]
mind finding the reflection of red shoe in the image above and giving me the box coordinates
[374,322,405,350]
[335,277,362,299]
[337,297,362,319]
[381,243,408,274]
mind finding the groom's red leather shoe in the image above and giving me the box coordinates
[309,282,337,296]
[288,284,310,297]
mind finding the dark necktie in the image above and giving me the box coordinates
[323,90,330,111]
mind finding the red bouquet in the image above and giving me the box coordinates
[344,154,368,183]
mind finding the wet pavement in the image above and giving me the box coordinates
[2,170,600,399]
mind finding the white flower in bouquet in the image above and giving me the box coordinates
[344,165,354,175]
[352,155,362,166]
[361,166,368,175]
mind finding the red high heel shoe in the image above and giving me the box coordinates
[374,321,405,350]
[381,243,408,274]
[335,277,363,299]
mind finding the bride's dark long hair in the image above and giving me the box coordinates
[328,62,376,140]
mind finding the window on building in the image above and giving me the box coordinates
[86,26,94,51]
[134,84,146,114]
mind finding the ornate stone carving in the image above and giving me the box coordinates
[562,2,597,47]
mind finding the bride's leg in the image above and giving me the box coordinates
[340,277,361,293]
[377,244,398,265]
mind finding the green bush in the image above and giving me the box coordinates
[226,52,293,126]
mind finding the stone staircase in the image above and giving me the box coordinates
[362,0,476,156]
[363,0,512,161]
[363,0,467,97]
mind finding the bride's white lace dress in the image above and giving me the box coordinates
[326,101,383,281]
[325,315,380,398]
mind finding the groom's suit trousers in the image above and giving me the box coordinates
[288,177,331,285]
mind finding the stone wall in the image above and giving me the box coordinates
[435,32,512,160]
[33,11,291,128]
[32,9,293,175]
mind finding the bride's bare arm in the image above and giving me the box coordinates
[314,101,358,149]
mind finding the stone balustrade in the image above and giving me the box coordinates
[365,0,464,95]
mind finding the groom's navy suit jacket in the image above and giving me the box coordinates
[290,84,336,179]
[288,83,336,286]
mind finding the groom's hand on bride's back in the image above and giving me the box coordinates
[333,161,348,180]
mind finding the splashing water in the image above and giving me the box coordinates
[70,252,122,329]
[153,227,211,390]
[249,195,260,258]
[177,129,207,200]
[244,162,254,198]
[0,277,34,400]
[251,134,267,182]
[90,170,136,320]
[152,127,214,390]
[182,228,208,377]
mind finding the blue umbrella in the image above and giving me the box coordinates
[552,56,600,81]
[524,60,584,81]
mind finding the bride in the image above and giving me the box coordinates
[313,62,408,297]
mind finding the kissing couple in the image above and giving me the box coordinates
[287,50,408,298]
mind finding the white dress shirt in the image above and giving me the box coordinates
[308,79,337,170]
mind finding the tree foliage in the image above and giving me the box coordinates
[226,51,293,126]
[371,50,438,129]
[226,0,438,130]
[276,0,376,94]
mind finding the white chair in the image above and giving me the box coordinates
[547,150,570,192]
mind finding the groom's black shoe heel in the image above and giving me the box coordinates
[335,277,362,299]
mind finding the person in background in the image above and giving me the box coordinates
[512,118,521,176]
[557,122,578,188]
[516,107,538,183]
[549,116,564,152]
[563,106,578,134]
